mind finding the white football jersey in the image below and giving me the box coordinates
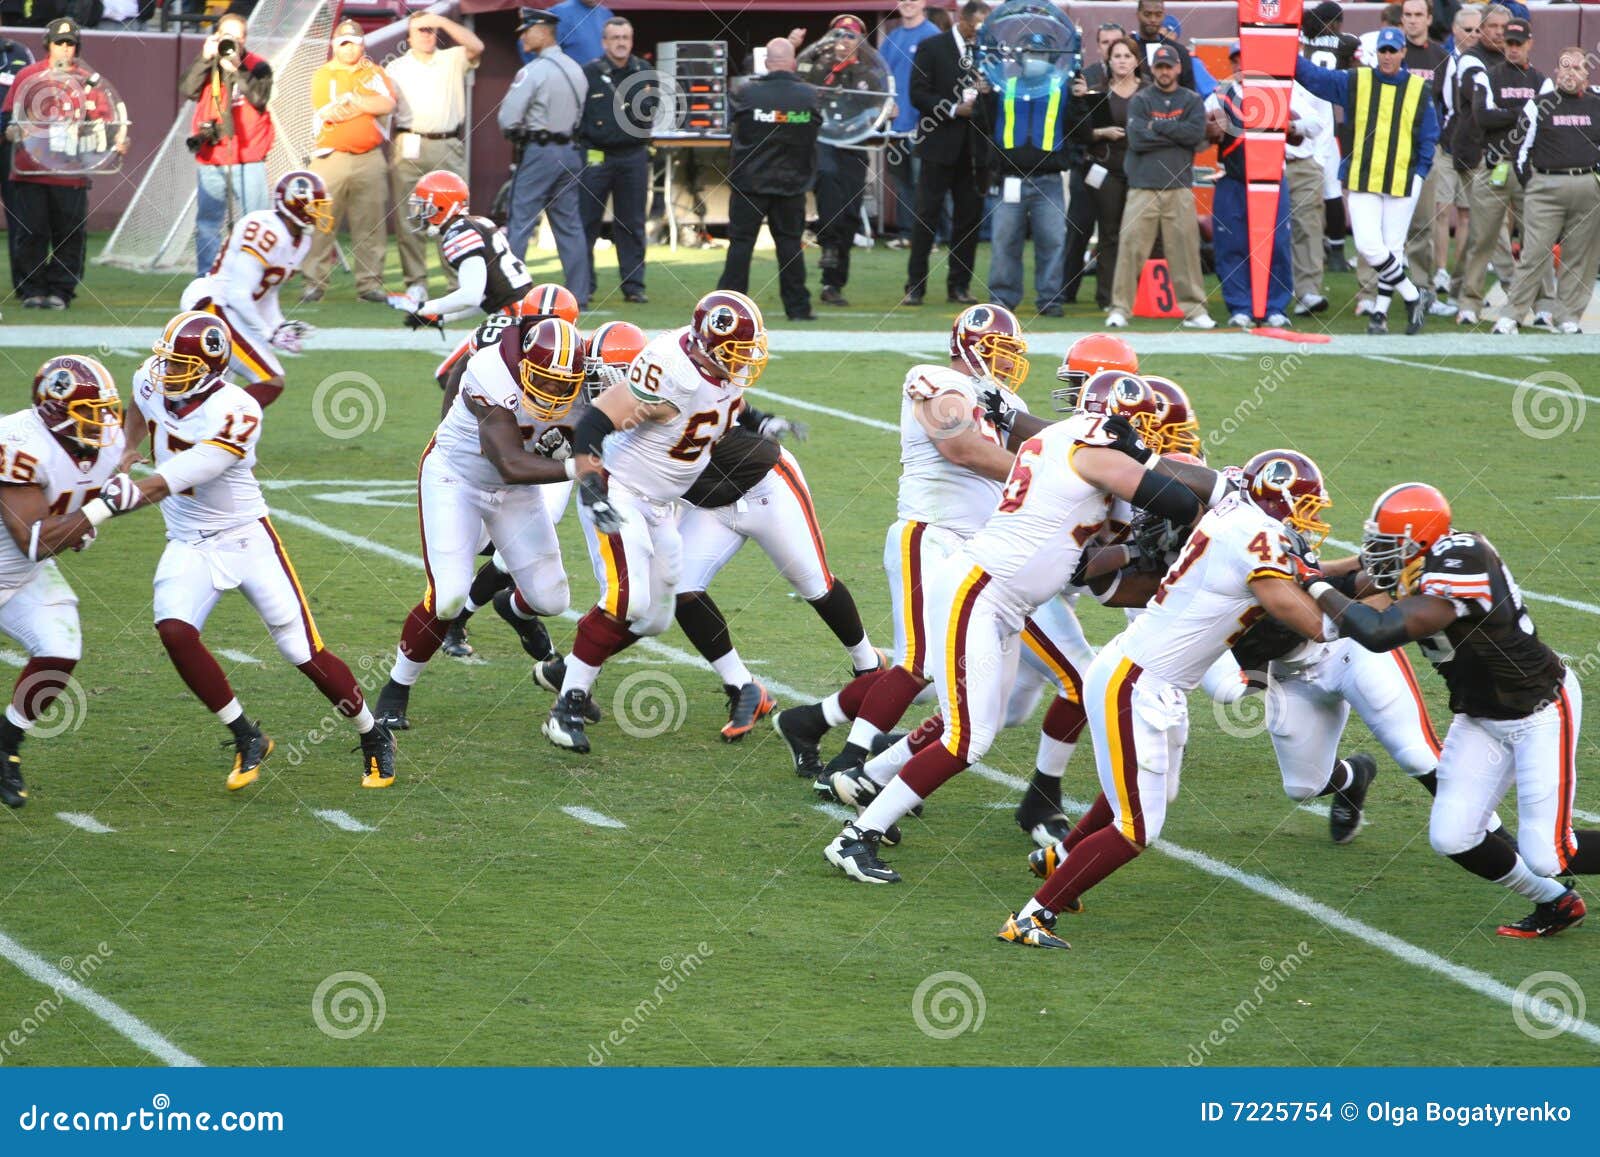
[603,327,744,501]
[965,413,1114,610]
[434,339,581,491]
[131,359,268,537]
[1119,492,1300,689]
[896,365,1025,536]
[183,209,311,334]
[0,408,125,592]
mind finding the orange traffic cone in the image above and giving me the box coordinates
[1133,258,1185,318]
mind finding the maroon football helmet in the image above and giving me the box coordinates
[1241,449,1333,549]
[275,169,333,234]
[1077,369,1163,446]
[691,289,768,386]
[949,303,1028,390]
[1144,376,1201,456]
[519,317,585,419]
[151,310,232,400]
[33,355,121,455]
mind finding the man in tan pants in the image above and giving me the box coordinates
[1107,46,1212,329]
[1286,78,1335,313]
[1494,50,1600,334]
[301,19,397,303]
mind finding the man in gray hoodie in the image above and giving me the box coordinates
[1107,44,1213,328]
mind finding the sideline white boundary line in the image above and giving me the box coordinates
[0,929,204,1066]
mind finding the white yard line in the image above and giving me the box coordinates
[560,805,627,830]
[745,388,899,433]
[312,809,376,833]
[56,812,116,834]
[216,649,262,665]
[1361,354,1600,404]
[0,928,203,1066]
[812,802,854,823]
[0,649,24,668]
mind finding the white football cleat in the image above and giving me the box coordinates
[1227,312,1253,328]
[1455,309,1478,326]
[1491,317,1518,335]
[1181,313,1216,330]
[1104,310,1128,329]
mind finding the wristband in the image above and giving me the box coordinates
[1307,581,1333,601]
[1206,474,1229,508]
[563,457,578,480]
[1143,450,1161,469]
[82,498,113,528]
[1321,613,1340,641]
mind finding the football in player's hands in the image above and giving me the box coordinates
[578,473,624,534]
[98,472,144,515]
[1102,414,1153,463]
[758,416,809,444]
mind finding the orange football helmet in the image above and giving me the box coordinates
[1241,449,1332,550]
[950,303,1028,391]
[1053,332,1138,411]
[1361,482,1452,592]
[34,355,121,454]
[584,321,648,399]
[151,311,232,400]
[518,317,585,420]
[515,283,580,325]
[408,169,469,234]
[1144,376,1201,456]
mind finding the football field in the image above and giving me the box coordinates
[0,244,1597,1067]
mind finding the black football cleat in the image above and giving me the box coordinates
[358,722,396,788]
[1367,310,1389,335]
[1498,887,1587,939]
[543,690,594,754]
[441,617,475,659]
[374,678,411,731]
[1406,290,1431,335]
[1329,753,1377,845]
[829,767,904,847]
[533,655,565,693]
[224,723,273,791]
[996,910,1071,949]
[1016,788,1073,848]
[824,822,901,884]
[0,750,26,808]
[1025,845,1086,912]
[869,730,907,757]
[493,589,555,660]
[721,680,775,742]
[812,764,838,800]
[774,705,828,779]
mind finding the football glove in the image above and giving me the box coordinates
[757,415,809,444]
[534,426,572,460]
[578,472,623,534]
[403,309,444,332]
[979,388,1014,438]
[1283,527,1323,584]
[270,320,313,354]
[1102,414,1154,463]
[99,472,145,514]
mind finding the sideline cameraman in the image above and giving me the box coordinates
[182,11,274,275]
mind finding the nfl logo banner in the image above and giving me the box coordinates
[1238,0,1303,25]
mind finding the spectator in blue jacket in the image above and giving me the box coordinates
[881,0,941,244]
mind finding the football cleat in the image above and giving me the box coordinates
[493,589,555,660]
[721,680,775,742]
[812,765,838,800]
[1405,290,1431,335]
[359,722,396,788]
[1367,310,1389,335]
[0,750,26,808]
[1498,887,1587,939]
[1329,753,1377,845]
[853,647,891,678]
[533,655,565,693]
[829,767,904,847]
[1015,791,1072,848]
[869,730,907,757]
[225,724,273,791]
[824,822,900,884]
[996,910,1071,950]
[441,617,475,659]
[773,706,827,779]
[374,679,411,731]
[543,690,594,753]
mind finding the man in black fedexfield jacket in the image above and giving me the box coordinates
[577,16,655,304]
[717,38,819,321]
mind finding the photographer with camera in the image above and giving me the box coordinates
[182,11,274,276]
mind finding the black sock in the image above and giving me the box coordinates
[1414,769,1438,796]
[1564,831,1600,875]
[786,701,828,736]
[0,715,24,752]
[467,558,513,614]
[1317,759,1354,797]
[1448,832,1519,883]
[674,592,732,664]
[1027,770,1061,811]
[226,714,257,742]
[827,741,868,771]
[808,582,867,650]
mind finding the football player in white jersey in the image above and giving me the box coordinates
[541,289,766,754]
[373,317,588,731]
[1001,449,1337,948]
[0,357,128,806]
[772,305,1033,784]
[179,170,330,409]
[824,375,1233,889]
[111,312,396,790]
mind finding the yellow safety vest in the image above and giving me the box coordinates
[1348,68,1428,196]
[999,76,1064,152]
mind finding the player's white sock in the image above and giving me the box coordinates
[865,736,914,786]
[857,776,923,835]
[4,704,32,732]
[353,705,375,734]
[1496,857,1568,904]
[560,655,602,697]
[1373,292,1392,314]
[821,692,849,728]
[215,698,244,725]
[844,716,883,752]
[711,651,753,689]
[1396,278,1420,303]
[846,637,878,671]
[1035,737,1075,779]
[391,649,426,687]
[1018,897,1045,919]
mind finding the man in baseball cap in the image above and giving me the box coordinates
[44,18,79,45]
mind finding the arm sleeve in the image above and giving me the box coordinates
[180,55,212,99]
[1330,600,1413,652]
[1514,95,1541,182]
[1294,56,1348,107]
[909,39,943,118]
[498,65,534,132]
[240,59,272,111]
[1415,88,1439,176]
[215,228,278,336]
[735,403,772,432]
[423,254,489,320]
[156,442,247,493]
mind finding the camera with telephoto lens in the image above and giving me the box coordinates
[217,37,240,60]
[186,120,222,152]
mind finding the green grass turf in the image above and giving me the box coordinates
[0,242,1596,1067]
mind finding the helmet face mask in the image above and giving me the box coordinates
[275,170,333,234]
[583,321,647,401]
[518,317,585,420]
[407,170,469,235]
[1360,482,1452,592]
[1144,376,1201,455]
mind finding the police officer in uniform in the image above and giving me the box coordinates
[1498,49,1600,334]
[716,37,820,322]
[577,17,655,305]
[499,9,592,306]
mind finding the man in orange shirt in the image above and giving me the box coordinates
[300,19,396,303]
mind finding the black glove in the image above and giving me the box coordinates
[980,387,1014,437]
[1129,510,1182,570]
[578,472,623,535]
[1102,413,1153,463]
[404,310,443,332]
